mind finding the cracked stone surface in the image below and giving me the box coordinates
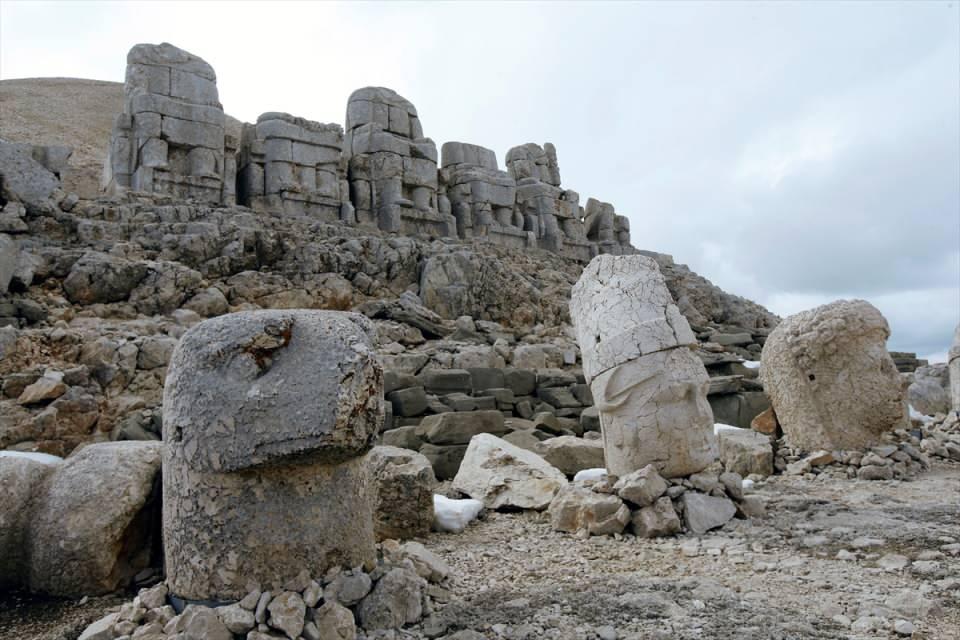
[571,255,716,478]
[162,310,381,601]
[761,299,907,451]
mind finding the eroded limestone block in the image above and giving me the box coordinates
[367,446,436,541]
[571,255,716,478]
[28,442,163,596]
[452,433,567,510]
[163,310,382,601]
[761,300,906,451]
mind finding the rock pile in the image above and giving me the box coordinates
[547,462,762,538]
[78,539,453,640]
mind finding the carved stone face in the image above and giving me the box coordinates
[592,347,717,478]
[571,254,717,478]
[762,299,906,451]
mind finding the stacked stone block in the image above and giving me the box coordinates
[439,142,532,249]
[343,87,455,238]
[584,198,631,256]
[104,43,232,204]
[238,112,346,221]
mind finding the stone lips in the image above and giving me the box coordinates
[162,309,383,473]
[571,254,696,383]
[761,299,907,451]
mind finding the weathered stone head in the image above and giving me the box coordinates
[162,310,383,601]
[571,255,716,478]
[761,299,906,451]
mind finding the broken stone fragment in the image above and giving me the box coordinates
[452,433,567,510]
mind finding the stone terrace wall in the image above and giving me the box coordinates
[104,43,635,262]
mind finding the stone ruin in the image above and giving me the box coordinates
[103,43,634,261]
[570,254,717,478]
[103,43,236,205]
[237,113,346,222]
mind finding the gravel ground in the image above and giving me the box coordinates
[3,463,958,640]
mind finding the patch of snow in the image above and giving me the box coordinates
[713,423,747,435]
[908,405,934,423]
[742,478,755,491]
[741,360,762,369]
[573,468,608,483]
[0,450,64,465]
[433,494,483,533]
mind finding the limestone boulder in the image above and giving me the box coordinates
[631,497,682,538]
[0,453,61,589]
[367,446,436,541]
[62,252,149,305]
[613,464,668,507]
[907,363,951,416]
[538,435,605,476]
[761,300,906,451]
[28,442,163,596]
[717,428,774,477]
[0,141,62,213]
[355,566,426,631]
[548,485,630,536]
[452,433,567,510]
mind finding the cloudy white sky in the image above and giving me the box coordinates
[2,1,958,360]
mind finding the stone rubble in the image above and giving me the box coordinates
[76,540,451,640]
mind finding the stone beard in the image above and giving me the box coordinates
[570,254,717,479]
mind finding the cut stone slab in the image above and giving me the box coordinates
[416,410,507,445]
[681,492,736,534]
[538,436,605,476]
[452,433,567,510]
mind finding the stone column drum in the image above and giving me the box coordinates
[950,324,960,414]
[570,255,717,478]
[162,310,383,601]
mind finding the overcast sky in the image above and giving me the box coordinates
[2,1,958,361]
